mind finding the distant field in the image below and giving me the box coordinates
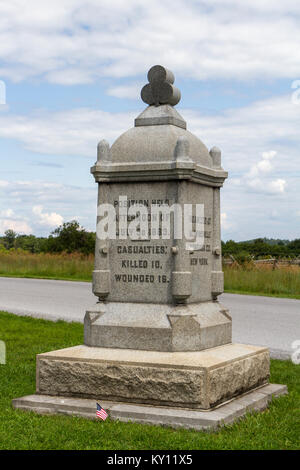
[0,251,93,281]
[0,251,300,299]
[223,264,300,299]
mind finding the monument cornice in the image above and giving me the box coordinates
[90,161,228,187]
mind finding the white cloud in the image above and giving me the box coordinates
[268,179,287,194]
[221,212,233,230]
[248,150,277,177]
[32,205,63,227]
[0,94,300,169]
[1,1,300,84]
[0,208,32,235]
[184,94,300,179]
[271,209,279,219]
[107,83,143,100]
[0,209,14,217]
[0,108,134,157]
[262,151,277,160]
[247,177,286,194]
[0,179,96,236]
[242,150,287,194]
[0,218,32,235]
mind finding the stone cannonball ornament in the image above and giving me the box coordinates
[141,65,181,106]
[13,65,287,429]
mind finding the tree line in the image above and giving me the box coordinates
[222,238,300,260]
[0,221,95,255]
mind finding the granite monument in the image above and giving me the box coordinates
[13,65,287,429]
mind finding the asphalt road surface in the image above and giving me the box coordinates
[0,277,299,360]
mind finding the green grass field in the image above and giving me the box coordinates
[223,265,300,299]
[0,251,93,281]
[0,311,299,450]
[0,251,300,299]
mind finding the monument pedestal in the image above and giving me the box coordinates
[13,342,287,430]
[84,301,232,352]
[35,343,269,410]
[12,383,287,431]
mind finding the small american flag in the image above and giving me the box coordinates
[96,402,108,421]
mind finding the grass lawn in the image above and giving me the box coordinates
[0,312,299,450]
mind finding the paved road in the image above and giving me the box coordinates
[0,277,299,359]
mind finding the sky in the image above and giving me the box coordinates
[0,0,300,241]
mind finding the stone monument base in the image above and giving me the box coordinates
[12,343,288,430]
[33,343,271,409]
[12,384,287,431]
[84,301,232,352]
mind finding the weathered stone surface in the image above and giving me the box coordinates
[135,104,187,129]
[105,123,213,167]
[207,351,270,407]
[13,384,287,430]
[38,358,205,407]
[36,343,269,410]
[91,180,225,306]
[141,65,181,107]
[84,301,232,351]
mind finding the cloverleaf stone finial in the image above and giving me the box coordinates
[141,65,181,107]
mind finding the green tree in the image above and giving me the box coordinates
[222,240,238,255]
[288,239,300,256]
[3,229,17,249]
[45,220,95,255]
[15,234,46,253]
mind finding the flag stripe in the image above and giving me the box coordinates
[96,403,108,420]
